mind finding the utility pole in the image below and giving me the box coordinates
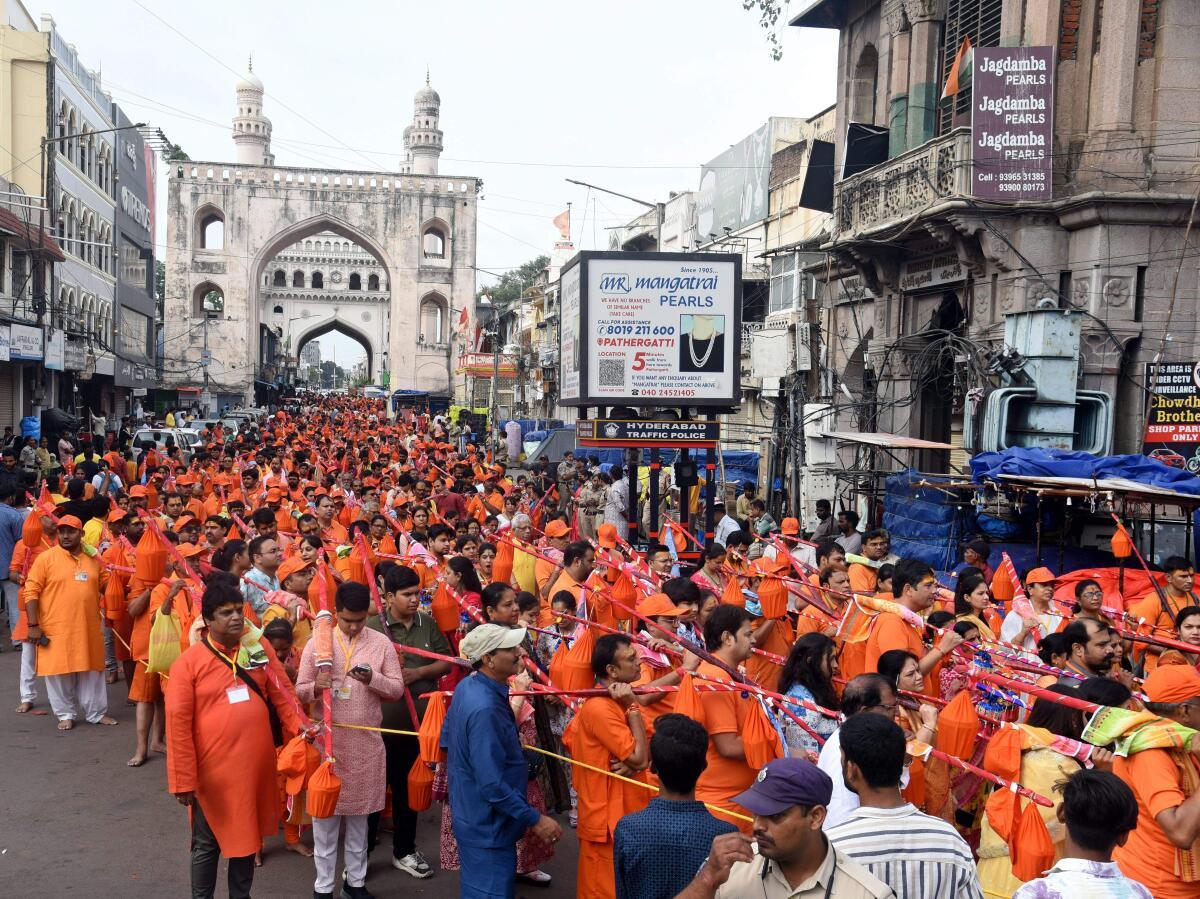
[565,178,664,249]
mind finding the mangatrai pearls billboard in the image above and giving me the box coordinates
[559,251,742,407]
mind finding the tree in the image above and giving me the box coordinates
[164,141,190,161]
[742,0,785,60]
[477,255,549,308]
[155,261,165,304]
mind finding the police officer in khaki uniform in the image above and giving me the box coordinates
[675,758,894,899]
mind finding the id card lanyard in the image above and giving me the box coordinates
[206,636,250,704]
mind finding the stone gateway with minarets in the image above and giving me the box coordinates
[163,66,478,410]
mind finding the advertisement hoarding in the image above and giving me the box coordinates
[1143,362,1200,473]
[559,251,741,407]
[9,324,42,361]
[695,122,772,238]
[559,262,581,401]
[577,418,721,448]
[971,46,1054,201]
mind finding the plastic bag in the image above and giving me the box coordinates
[146,609,182,674]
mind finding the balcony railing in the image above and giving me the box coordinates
[832,128,971,239]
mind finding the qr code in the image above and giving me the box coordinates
[598,358,624,387]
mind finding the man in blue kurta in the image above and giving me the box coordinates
[441,624,563,898]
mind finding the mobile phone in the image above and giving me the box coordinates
[350,663,372,677]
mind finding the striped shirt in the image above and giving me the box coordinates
[826,804,983,899]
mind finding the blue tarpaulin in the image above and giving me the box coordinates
[883,470,976,570]
[970,447,1200,496]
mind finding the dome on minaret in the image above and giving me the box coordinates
[414,69,440,112]
[233,57,273,166]
[237,57,263,92]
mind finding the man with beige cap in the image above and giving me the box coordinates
[442,623,563,898]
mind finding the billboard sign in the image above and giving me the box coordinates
[577,418,721,448]
[10,324,42,361]
[972,46,1054,201]
[559,262,581,401]
[559,251,741,407]
[696,122,771,238]
[1143,362,1200,473]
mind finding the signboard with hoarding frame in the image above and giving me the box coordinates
[558,251,741,408]
[10,324,43,361]
[971,46,1054,201]
[1143,362,1200,474]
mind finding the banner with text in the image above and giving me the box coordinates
[559,251,742,407]
[1143,362,1200,473]
[972,46,1054,201]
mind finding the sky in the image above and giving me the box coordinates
[28,0,838,364]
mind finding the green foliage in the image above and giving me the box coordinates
[155,261,165,303]
[743,0,785,60]
[477,255,549,307]
[164,141,190,161]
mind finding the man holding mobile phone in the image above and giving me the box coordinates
[296,582,407,899]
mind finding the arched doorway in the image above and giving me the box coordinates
[294,319,375,389]
[250,214,393,390]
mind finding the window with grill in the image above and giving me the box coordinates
[939,0,1003,134]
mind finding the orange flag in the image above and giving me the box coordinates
[941,36,973,100]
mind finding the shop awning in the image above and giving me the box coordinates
[176,385,202,394]
[992,473,1200,507]
[822,431,956,450]
[0,207,65,262]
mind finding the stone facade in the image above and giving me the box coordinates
[162,71,477,408]
[791,0,1200,463]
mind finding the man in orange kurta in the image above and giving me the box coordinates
[694,605,760,834]
[11,513,55,712]
[127,543,201,767]
[563,633,650,899]
[23,515,115,729]
[166,579,305,899]
[865,560,961,694]
[1127,556,1198,673]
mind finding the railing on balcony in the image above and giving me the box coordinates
[740,321,764,355]
[832,128,972,239]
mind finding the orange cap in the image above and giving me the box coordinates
[780,517,801,536]
[265,487,282,501]
[1024,567,1056,585]
[597,523,619,549]
[544,521,570,538]
[277,555,314,584]
[1144,660,1200,703]
[636,593,681,618]
[129,485,148,497]
[57,514,83,530]
[176,542,203,558]
[106,508,127,523]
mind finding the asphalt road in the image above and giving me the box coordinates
[0,647,578,897]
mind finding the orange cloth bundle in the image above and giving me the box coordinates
[548,625,597,693]
[610,571,637,621]
[1011,799,1056,882]
[430,582,460,633]
[407,758,434,812]
[672,672,704,724]
[134,525,169,585]
[757,574,789,620]
[742,698,783,769]
[936,689,981,761]
[417,692,448,764]
[491,537,514,585]
[720,576,745,608]
[305,759,342,819]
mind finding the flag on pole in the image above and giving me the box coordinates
[455,305,469,335]
[552,208,570,240]
[941,36,973,100]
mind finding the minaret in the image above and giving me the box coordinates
[232,57,274,166]
[403,69,443,176]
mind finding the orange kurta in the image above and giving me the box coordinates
[693,660,758,834]
[563,695,649,899]
[1113,748,1200,899]
[165,639,304,858]
[847,562,878,594]
[26,545,107,676]
[866,611,933,694]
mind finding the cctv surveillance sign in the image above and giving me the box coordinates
[558,251,742,407]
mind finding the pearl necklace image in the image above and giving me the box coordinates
[686,316,719,368]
